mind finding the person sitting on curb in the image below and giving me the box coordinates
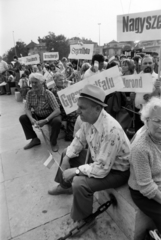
[128,97,161,239]
[48,84,130,224]
[19,73,62,152]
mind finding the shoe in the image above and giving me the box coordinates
[24,138,41,150]
[48,184,72,195]
[51,144,59,152]
[6,92,11,95]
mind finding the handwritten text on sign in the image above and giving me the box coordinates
[57,66,123,114]
[117,9,161,41]
[19,54,40,66]
[43,52,59,61]
[68,44,94,60]
[120,74,153,93]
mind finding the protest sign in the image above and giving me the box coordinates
[43,52,59,61]
[117,10,161,41]
[57,66,123,114]
[68,44,94,60]
[120,74,153,93]
[25,54,40,65]
[18,54,40,65]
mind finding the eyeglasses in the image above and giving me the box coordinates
[149,118,161,125]
[143,62,153,65]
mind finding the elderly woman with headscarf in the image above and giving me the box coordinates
[128,97,161,238]
[19,73,62,152]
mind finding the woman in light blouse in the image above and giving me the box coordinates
[128,97,161,238]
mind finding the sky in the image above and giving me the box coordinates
[0,0,161,55]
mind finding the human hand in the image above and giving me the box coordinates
[61,155,70,171]
[30,117,37,125]
[154,79,161,89]
[36,119,46,128]
[63,168,76,182]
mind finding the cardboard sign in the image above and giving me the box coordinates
[25,54,40,65]
[43,52,59,61]
[19,54,40,65]
[57,66,123,114]
[120,74,153,93]
[68,44,94,60]
[117,10,161,41]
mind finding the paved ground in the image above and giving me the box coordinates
[0,94,128,240]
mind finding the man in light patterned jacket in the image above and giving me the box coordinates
[48,84,130,222]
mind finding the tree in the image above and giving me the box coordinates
[40,32,70,59]
[4,41,29,63]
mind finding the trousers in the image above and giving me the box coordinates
[130,188,161,232]
[19,114,62,146]
[55,149,130,221]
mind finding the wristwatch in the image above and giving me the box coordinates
[75,168,80,176]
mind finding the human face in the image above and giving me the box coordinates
[147,106,161,141]
[142,57,154,73]
[30,78,43,92]
[122,62,129,74]
[77,98,100,124]
[99,61,104,71]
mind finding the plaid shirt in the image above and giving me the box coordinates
[26,88,60,118]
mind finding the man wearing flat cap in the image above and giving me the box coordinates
[48,84,130,223]
[19,73,61,152]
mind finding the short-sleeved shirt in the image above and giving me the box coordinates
[26,88,60,118]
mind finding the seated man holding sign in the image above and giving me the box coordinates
[48,84,130,223]
[19,73,62,152]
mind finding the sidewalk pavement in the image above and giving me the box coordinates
[0,95,128,240]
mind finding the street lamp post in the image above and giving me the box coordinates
[98,23,101,46]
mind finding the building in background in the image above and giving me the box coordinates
[26,40,47,62]
[103,40,160,59]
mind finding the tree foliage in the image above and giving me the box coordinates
[3,41,29,63]
[39,32,70,59]
[3,32,96,63]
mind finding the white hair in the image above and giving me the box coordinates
[29,73,45,83]
[140,97,161,124]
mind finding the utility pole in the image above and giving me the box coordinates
[98,23,101,46]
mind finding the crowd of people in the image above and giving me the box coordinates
[0,52,161,239]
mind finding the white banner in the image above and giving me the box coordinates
[120,74,153,92]
[68,44,94,60]
[117,10,161,41]
[57,66,123,114]
[18,57,26,65]
[43,52,59,61]
[18,54,40,65]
